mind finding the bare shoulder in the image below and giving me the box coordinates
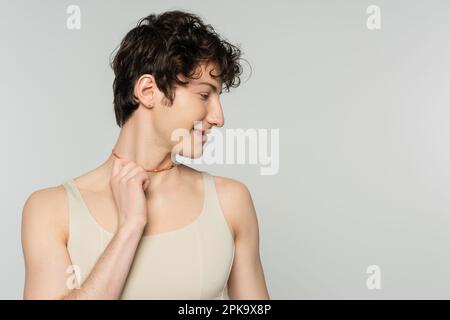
[211,175,258,241]
[21,184,74,299]
[21,184,69,245]
[213,175,252,201]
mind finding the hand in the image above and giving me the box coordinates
[110,157,150,233]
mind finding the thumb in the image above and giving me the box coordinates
[143,179,150,190]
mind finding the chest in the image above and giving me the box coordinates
[79,186,205,236]
[64,172,236,299]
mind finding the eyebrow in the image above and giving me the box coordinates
[195,81,222,94]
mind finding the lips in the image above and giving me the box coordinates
[193,128,205,134]
[192,128,208,142]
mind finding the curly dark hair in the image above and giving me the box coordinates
[110,10,245,127]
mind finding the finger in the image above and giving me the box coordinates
[117,161,138,180]
[143,179,150,190]
[122,165,145,181]
[134,171,150,187]
[111,157,123,179]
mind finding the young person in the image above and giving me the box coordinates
[21,10,270,300]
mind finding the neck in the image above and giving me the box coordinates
[102,112,182,189]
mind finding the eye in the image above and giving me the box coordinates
[199,93,210,101]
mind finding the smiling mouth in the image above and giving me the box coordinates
[191,128,208,143]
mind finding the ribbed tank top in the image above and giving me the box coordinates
[62,171,235,299]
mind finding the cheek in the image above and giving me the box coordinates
[160,93,207,135]
[179,102,207,128]
[161,113,204,147]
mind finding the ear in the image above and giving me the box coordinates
[133,74,156,109]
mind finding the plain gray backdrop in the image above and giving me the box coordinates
[1,0,450,299]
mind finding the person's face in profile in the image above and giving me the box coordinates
[147,61,224,159]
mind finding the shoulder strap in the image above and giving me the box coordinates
[201,171,224,220]
[61,179,89,243]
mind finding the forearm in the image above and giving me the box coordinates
[63,224,144,300]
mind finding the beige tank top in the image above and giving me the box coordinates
[62,171,235,299]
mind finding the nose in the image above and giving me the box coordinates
[206,98,224,128]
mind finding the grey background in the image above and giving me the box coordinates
[1,0,450,299]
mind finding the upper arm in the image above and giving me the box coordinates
[214,176,270,300]
[21,187,74,299]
